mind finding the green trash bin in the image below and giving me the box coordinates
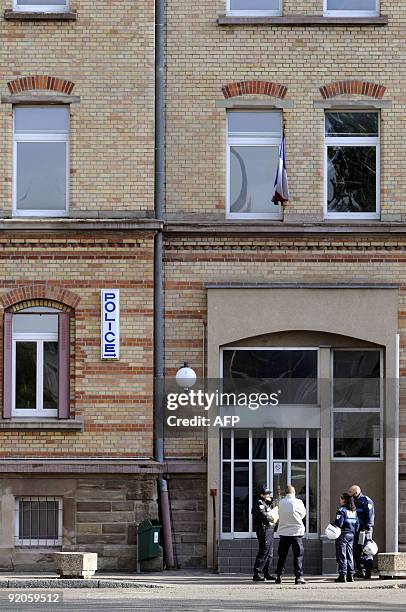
[137,519,161,561]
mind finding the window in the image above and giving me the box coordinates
[15,498,62,546]
[3,307,70,419]
[13,107,69,217]
[14,0,68,13]
[222,348,318,405]
[226,0,281,15]
[227,111,283,219]
[221,429,319,537]
[332,349,383,459]
[324,112,380,219]
[324,0,378,17]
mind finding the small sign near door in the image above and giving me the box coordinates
[153,531,159,544]
[273,462,283,475]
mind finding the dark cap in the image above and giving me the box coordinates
[258,485,271,496]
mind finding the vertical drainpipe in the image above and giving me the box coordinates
[154,0,175,569]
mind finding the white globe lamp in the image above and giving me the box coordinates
[175,362,197,388]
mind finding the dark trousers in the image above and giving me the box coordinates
[336,532,355,576]
[276,535,304,578]
[354,530,373,574]
[253,526,274,577]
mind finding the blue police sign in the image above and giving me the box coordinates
[101,290,120,360]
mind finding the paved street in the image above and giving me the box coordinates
[0,573,405,611]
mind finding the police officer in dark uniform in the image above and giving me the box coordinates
[252,485,277,582]
[333,493,359,583]
[348,484,375,579]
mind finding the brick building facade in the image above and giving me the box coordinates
[0,0,404,574]
[164,0,405,572]
[0,1,159,571]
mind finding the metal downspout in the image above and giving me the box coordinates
[154,0,175,569]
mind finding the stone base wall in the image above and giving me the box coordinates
[218,538,322,575]
[0,474,159,572]
[168,474,207,568]
[400,476,406,550]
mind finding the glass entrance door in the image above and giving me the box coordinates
[221,428,319,538]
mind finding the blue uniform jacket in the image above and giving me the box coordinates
[333,507,359,535]
[354,494,375,531]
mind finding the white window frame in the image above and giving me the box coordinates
[220,428,319,539]
[13,106,69,218]
[13,0,69,13]
[15,497,62,547]
[226,0,282,16]
[323,0,379,17]
[331,348,384,461]
[324,111,380,220]
[12,314,59,417]
[226,111,283,220]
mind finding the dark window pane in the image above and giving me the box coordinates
[252,431,267,460]
[334,350,381,408]
[308,462,318,533]
[309,434,318,460]
[222,464,231,533]
[43,342,58,410]
[234,463,249,532]
[234,429,249,459]
[273,431,287,459]
[222,430,231,460]
[325,112,378,137]
[327,146,376,214]
[252,462,267,509]
[291,430,306,460]
[273,461,287,504]
[333,412,381,458]
[19,500,59,540]
[15,342,37,409]
[222,350,318,405]
[291,463,307,508]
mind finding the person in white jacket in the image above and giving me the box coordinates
[275,485,306,584]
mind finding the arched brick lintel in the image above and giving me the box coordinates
[222,80,288,100]
[320,80,386,100]
[0,285,80,311]
[7,75,75,95]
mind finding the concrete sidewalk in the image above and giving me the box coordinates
[0,570,405,589]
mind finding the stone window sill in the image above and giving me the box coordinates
[4,9,77,21]
[0,419,83,431]
[217,14,388,26]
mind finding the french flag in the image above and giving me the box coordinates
[272,135,290,205]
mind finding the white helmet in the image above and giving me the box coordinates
[363,540,378,556]
[325,524,341,540]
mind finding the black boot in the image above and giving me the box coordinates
[253,575,265,582]
[335,575,346,583]
[364,570,372,580]
[346,574,354,582]
[264,574,276,581]
[275,575,282,584]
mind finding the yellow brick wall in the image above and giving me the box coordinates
[166,1,404,221]
[163,235,406,459]
[0,0,155,216]
[0,233,154,457]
